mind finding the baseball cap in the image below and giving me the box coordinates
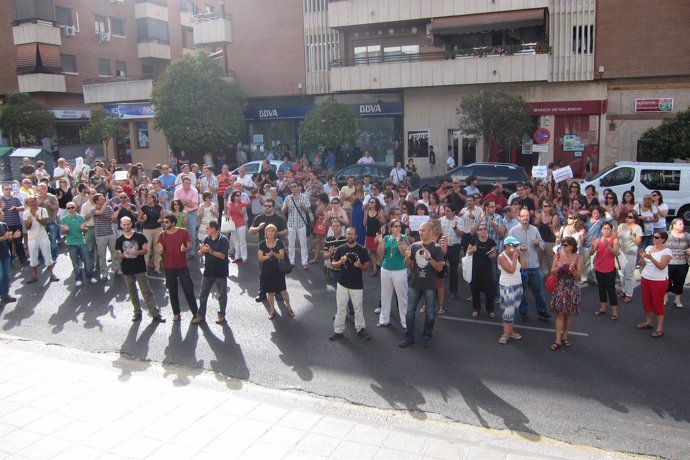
[503,236,520,246]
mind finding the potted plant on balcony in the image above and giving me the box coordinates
[536,41,552,54]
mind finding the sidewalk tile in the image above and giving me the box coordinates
[294,433,342,456]
[260,425,306,448]
[50,444,102,460]
[283,452,327,460]
[0,407,47,428]
[168,425,220,450]
[311,416,355,438]
[374,448,419,460]
[52,419,103,444]
[0,429,43,452]
[345,424,391,446]
[247,403,289,424]
[28,392,75,412]
[22,413,74,435]
[145,443,199,460]
[5,387,51,406]
[381,431,426,455]
[464,446,508,460]
[6,369,52,387]
[228,419,272,440]
[279,410,322,431]
[422,438,467,459]
[330,440,378,459]
[239,441,290,460]
[81,426,132,451]
[108,433,160,459]
[202,432,253,457]
[141,418,188,442]
[216,397,260,416]
[195,411,240,432]
[16,436,72,460]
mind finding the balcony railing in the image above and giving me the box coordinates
[192,12,231,22]
[330,43,546,68]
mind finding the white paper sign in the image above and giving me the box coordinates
[552,166,574,183]
[531,165,548,179]
[532,144,548,153]
[408,215,430,232]
[75,156,83,167]
[114,171,129,181]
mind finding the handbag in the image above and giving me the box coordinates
[615,251,627,276]
[278,258,293,275]
[461,253,473,283]
[220,217,235,233]
[545,253,559,293]
[313,218,328,235]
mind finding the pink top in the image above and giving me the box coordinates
[174,187,199,212]
[593,237,616,273]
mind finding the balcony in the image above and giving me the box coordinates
[134,1,169,22]
[327,0,548,28]
[329,46,548,92]
[18,73,66,93]
[83,77,154,104]
[12,22,61,46]
[192,13,232,44]
[180,11,193,28]
[137,41,171,60]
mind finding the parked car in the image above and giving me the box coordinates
[231,160,282,176]
[416,162,529,197]
[582,161,690,224]
[333,163,391,187]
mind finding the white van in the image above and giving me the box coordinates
[582,161,690,223]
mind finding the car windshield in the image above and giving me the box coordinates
[589,163,618,182]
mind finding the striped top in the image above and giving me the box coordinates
[94,206,114,237]
[0,196,23,227]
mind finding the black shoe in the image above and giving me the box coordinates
[398,338,414,348]
[152,315,166,323]
[357,328,370,341]
[132,312,142,322]
[1,295,17,303]
[519,314,528,322]
[255,294,267,302]
[329,332,344,341]
[422,339,431,348]
[537,311,552,320]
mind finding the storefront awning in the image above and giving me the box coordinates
[430,8,545,35]
[10,148,43,158]
[0,147,13,158]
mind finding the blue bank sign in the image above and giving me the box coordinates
[104,103,156,119]
[245,102,403,121]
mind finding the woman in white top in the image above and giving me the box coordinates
[497,236,526,345]
[651,190,668,233]
[634,194,659,249]
[637,230,672,338]
[617,210,643,303]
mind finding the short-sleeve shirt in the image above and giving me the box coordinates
[202,234,229,278]
[141,204,163,230]
[26,208,49,241]
[408,241,444,290]
[252,213,287,242]
[94,206,114,237]
[61,214,86,246]
[0,222,10,259]
[333,243,369,290]
[158,228,191,269]
[323,234,347,270]
[640,247,672,281]
[116,232,148,275]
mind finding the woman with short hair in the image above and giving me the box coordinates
[637,231,672,338]
[549,236,583,350]
[665,218,690,309]
[591,221,620,320]
[617,210,643,303]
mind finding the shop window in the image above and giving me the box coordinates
[641,169,680,191]
[137,18,169,44]
[61,54,77,73]
[95,15,107,34]
[56,125,82,146]
[407,131,429,158]
[110,18,125,37]
[572,25,594,54]
[98,58,111,76]
[115,61,126,77]
[600,167,634,187]
[136,122,149,149]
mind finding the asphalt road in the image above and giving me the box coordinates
[2,240,689,459]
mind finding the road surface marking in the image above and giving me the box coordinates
[439,316,589,337]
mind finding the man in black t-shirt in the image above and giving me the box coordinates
[323,219,352,317]
[249,198,288,301]
[329,227,371,342]
[116,216,165,323]
[197,221,230,324]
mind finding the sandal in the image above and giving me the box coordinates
[636,322,653,329]
[268,312,276,320]
[617,293,626,299]
[651,330,664,338]
[623,296,632,303]
[498,335,509,345]
[675,302,684,309]
[172,314,181,322]
[287,308,295,318]
[438,307,446,315]
[376,322,389,328]
[489,312,496,319]
[594,309,607,316]
[471,310,479,318]
[419,305,427,313]
[562,338,571,348]
[610,314,619,321]
[550,342,561,351]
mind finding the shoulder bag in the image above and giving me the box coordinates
[290,196,312,236]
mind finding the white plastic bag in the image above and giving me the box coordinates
[462,253,473,283]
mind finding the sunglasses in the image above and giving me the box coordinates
[542,204,551,208]
[626,215,635,219]
[506,243,518,247]
[561,243,570,247]
[567,216,576,220]
[66,206,76,210]
[653,235,663,239]
[392,225,401,228]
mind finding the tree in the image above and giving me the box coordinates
[638,108,690,161]
[151,52,247,154]
[457,90,532,162]
[298,98,359,154]
[0,93,54,147]
[81,108,127,162]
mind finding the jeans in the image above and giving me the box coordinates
[67,243,93,281]
[164,267,198,316]
[123,272,160,317]
[84,227,98,271]
[7,224,26,262]
[446,244,462,295]
[199,276,228,316]
[0,256,10,296]
[46,222,59,261]
[186,210,198,255]
[405,287,437,342]
[518,268,548,317]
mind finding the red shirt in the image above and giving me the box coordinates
[485,192,509,214]
[217,172,234,197]
[593,237,616,274]
[158,228,191,269]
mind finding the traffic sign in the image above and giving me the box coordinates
[533,128,551,144]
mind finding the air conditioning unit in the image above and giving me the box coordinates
[64,25,77,37]
[116,70,126,77]
[99,32,111,42]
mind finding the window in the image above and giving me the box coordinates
[13,0,55,24]
[56,125,82,146]
[98,58,111,76]
[61,54,77,73]
[600,167,634,187]
[95,15,107,34]
[55,7,72,26]
[353,44,381,64]
[572,25,594,54]
[641,169,680,191]
[136,18,169,44]
[115,61,126,77]
[136,122,149,149]
[181,26,193,48]
[110,18,124,36]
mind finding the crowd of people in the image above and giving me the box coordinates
[2,154,688,348]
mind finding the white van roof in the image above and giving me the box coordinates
[612,161,690,168]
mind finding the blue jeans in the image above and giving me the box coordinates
[67,244,93,281]
[46,222,59,261]
[405,287,437,342]
[0,256,10,296]
[186,210,198,255]
[519,267,548,317]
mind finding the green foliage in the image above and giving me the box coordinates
[298,98,359,153]
[151,52,247,154]
[457,90,531,156]
[638,109,690,161]
[81,108,127,150]
[0,93,54,146]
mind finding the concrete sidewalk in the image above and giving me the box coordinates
[0,335,648,460]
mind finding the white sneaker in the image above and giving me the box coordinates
[374,307,381,314]
[75,280,83,287]
[89,277,98,284]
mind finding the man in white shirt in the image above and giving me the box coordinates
[362,183,384,207]
[53,158,73,187]
[357,150,375,164]
[446,148,456,171]
[389,162,407,186]
[175,164,197,187]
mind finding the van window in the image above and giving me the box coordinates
[600,167,634,187]
[640,169,680,191]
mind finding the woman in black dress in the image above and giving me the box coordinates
[468,223,497,318]
[258,224,294,320]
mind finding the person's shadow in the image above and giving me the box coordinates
[162,321,203,386]
[199,322,248,388]
[112,320,160,381]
